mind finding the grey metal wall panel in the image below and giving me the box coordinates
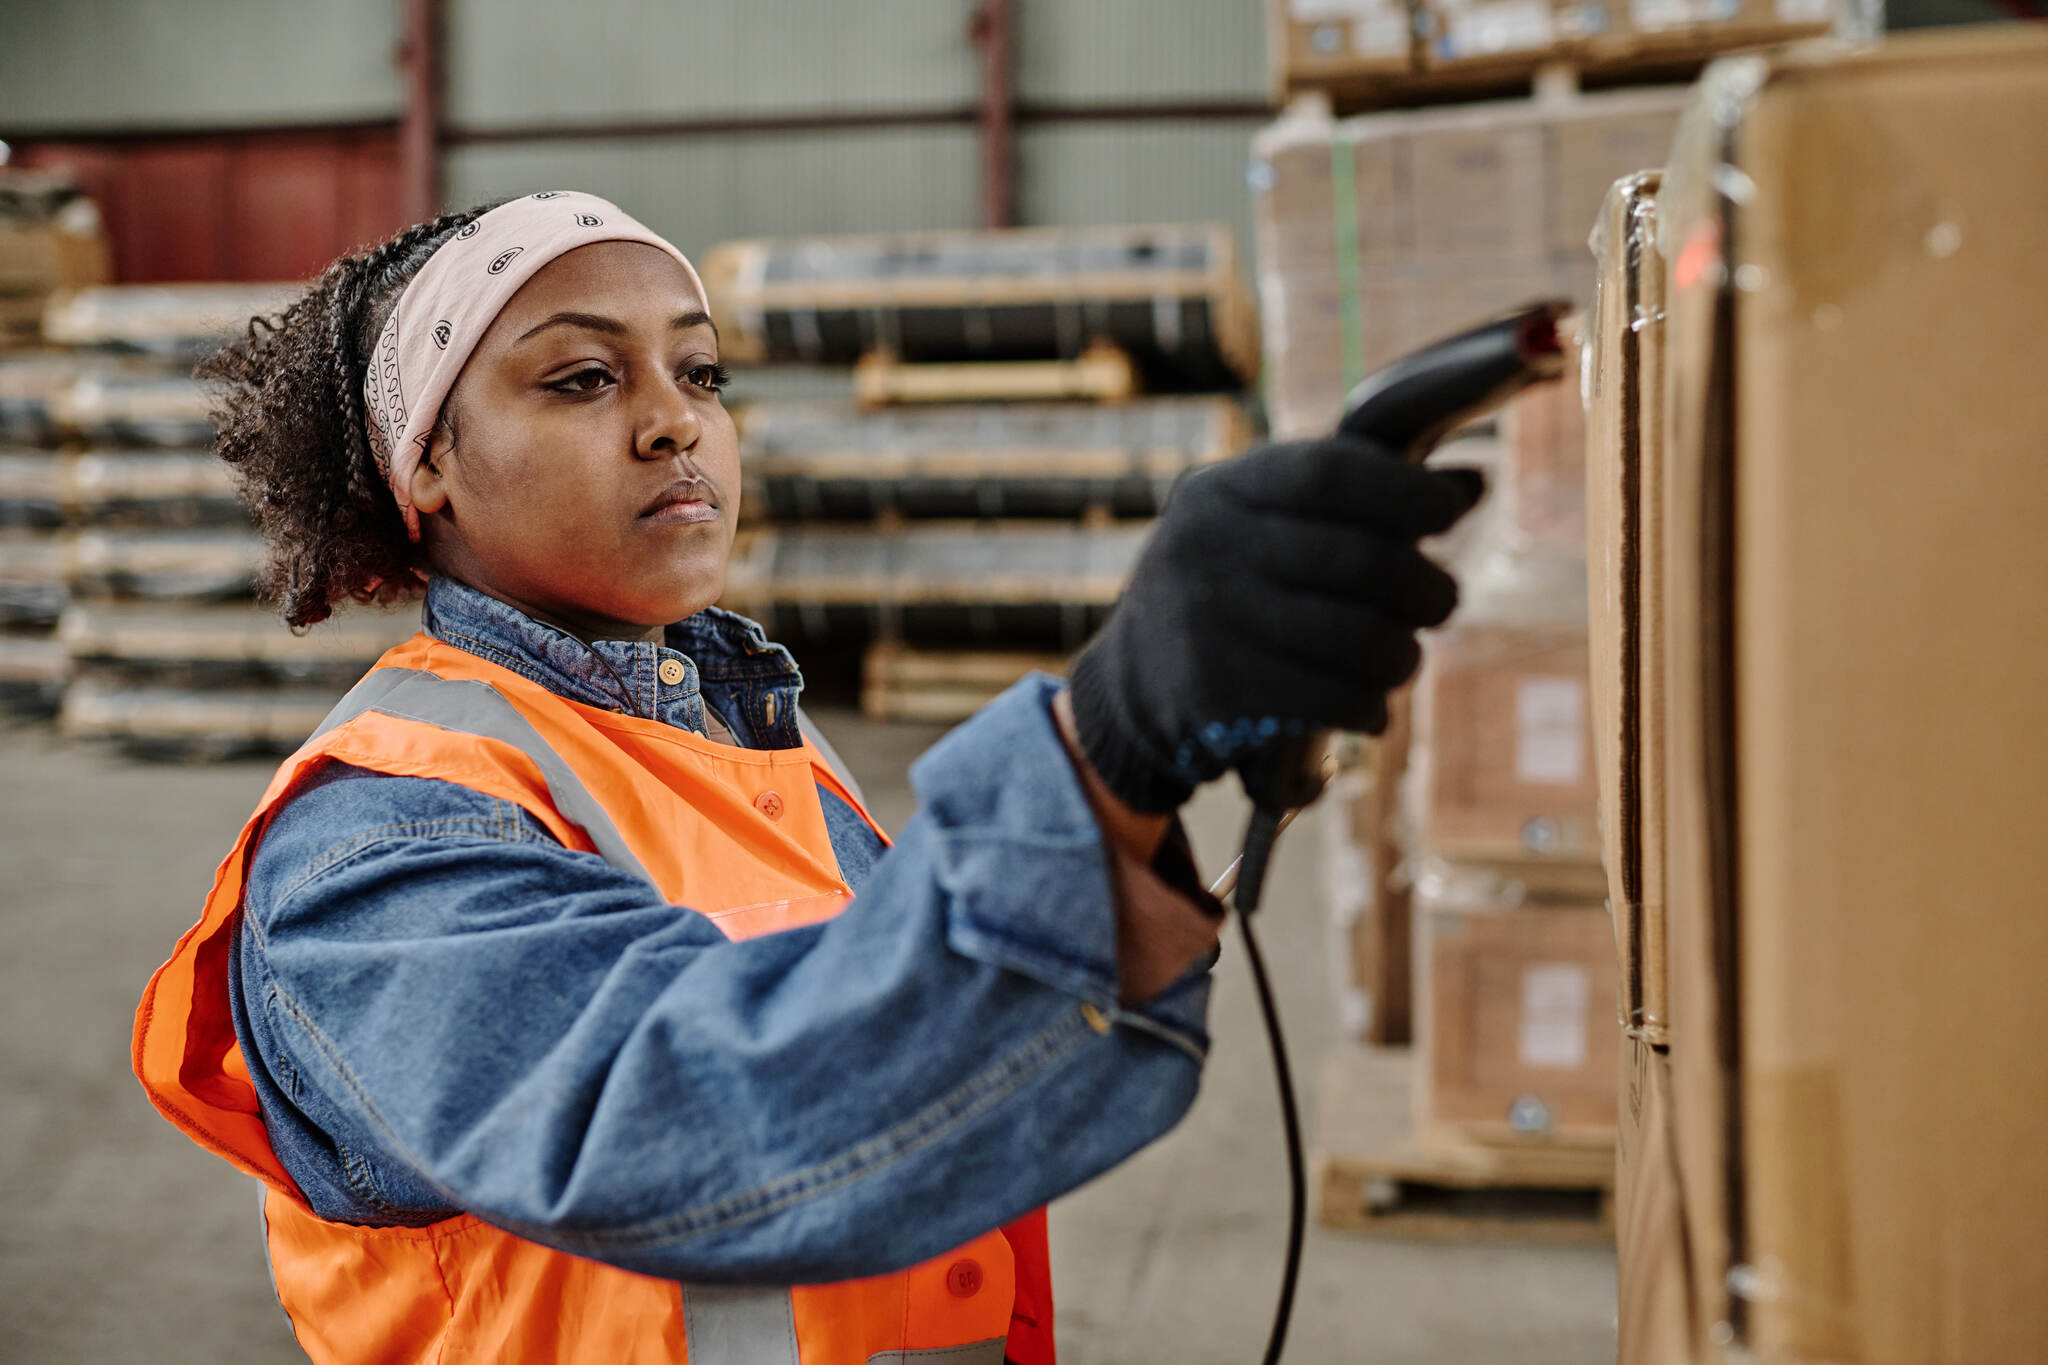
[0,0,401,133]
[1015,120,1262,281]
[1016,0,1268,105]
[444,126,981,256]
[445,0,978,127]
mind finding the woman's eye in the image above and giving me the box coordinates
[684,363,732,392]
[550,368,614,393]
[683,362,731,392]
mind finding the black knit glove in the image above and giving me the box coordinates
[1067,436,1483,812]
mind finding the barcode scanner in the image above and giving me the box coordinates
[1232,299,1572,915]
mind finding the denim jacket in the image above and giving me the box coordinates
[228,576,1215,1284]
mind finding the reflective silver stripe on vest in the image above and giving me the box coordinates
[682,1284,799,1365]
[311,666,658,889]
[864,1340,1008,1364]
[796,706,865,809]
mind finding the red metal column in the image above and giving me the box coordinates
[970,0,1015,230]
[397,0,444,224]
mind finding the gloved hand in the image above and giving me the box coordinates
[1066,436,1483,812]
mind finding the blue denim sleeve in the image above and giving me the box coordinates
[237,675,1212,1283]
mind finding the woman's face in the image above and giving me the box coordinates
[409,240,739,642]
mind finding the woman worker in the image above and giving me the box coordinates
[134,193,1479,1365]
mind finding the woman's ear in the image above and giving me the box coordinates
[407,424,453,517]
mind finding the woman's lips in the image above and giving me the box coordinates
[641,497,719,525]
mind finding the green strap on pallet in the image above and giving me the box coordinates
[1330,134,1365,394]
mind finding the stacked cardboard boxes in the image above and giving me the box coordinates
[1407,439,1619,1151]
[0,175,111,712]
[1252,86,1688,441]
[1586,29,2048,1361]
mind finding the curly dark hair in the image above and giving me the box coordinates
[197,202,503,628]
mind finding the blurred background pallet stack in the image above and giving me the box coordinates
[44,280,424,757]
[0,171,109,716]
[0,205,418,758]
[1276,0,1859,1245]
[705,223,1259,722]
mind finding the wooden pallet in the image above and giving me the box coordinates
[860,641,1068,723]
[853,341,1138,409]
[1315,1044,1614,1244]
[1278,24,1832,115]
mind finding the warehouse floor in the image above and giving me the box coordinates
[0,705,1615,1365]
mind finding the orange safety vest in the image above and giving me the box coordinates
[134,631,1055,1365]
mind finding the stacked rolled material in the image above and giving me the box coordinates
[704,223,1258,392]
[740,396,1248,522]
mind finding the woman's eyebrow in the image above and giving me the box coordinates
[515,310,719,344]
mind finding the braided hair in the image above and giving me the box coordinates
[198,202,503,628]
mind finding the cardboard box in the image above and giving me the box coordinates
[1420,899,1620,1142]
[1661,30,2048,1360]
[1399,109,1554,260]
[0,222,111,300]
[1415,621,1602,865]
[1584,171,1670,1046]
[1269,0,1417,98]
[1616,1033,1690,1364]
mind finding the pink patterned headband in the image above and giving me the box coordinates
[362,190,705,538]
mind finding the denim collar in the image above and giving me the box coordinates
[419,576,806,748]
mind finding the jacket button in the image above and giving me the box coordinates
[755,791,785,821]
[945,1258,983,1299]
[658,659,686,686]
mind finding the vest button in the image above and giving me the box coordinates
[945,1258,983,1299]
[657,659,687,687]
[755,790,785,821]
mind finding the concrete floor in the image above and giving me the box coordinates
[0,707,1614,1364]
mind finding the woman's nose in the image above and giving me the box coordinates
[635,373,702,460]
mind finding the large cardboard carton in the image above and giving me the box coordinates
[1420,897,1621,1142]
[1616,1033,1692,1363]
[1661,30,2048,1361]
[1415,620,1601,866]
[1585,171,1670,1047]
